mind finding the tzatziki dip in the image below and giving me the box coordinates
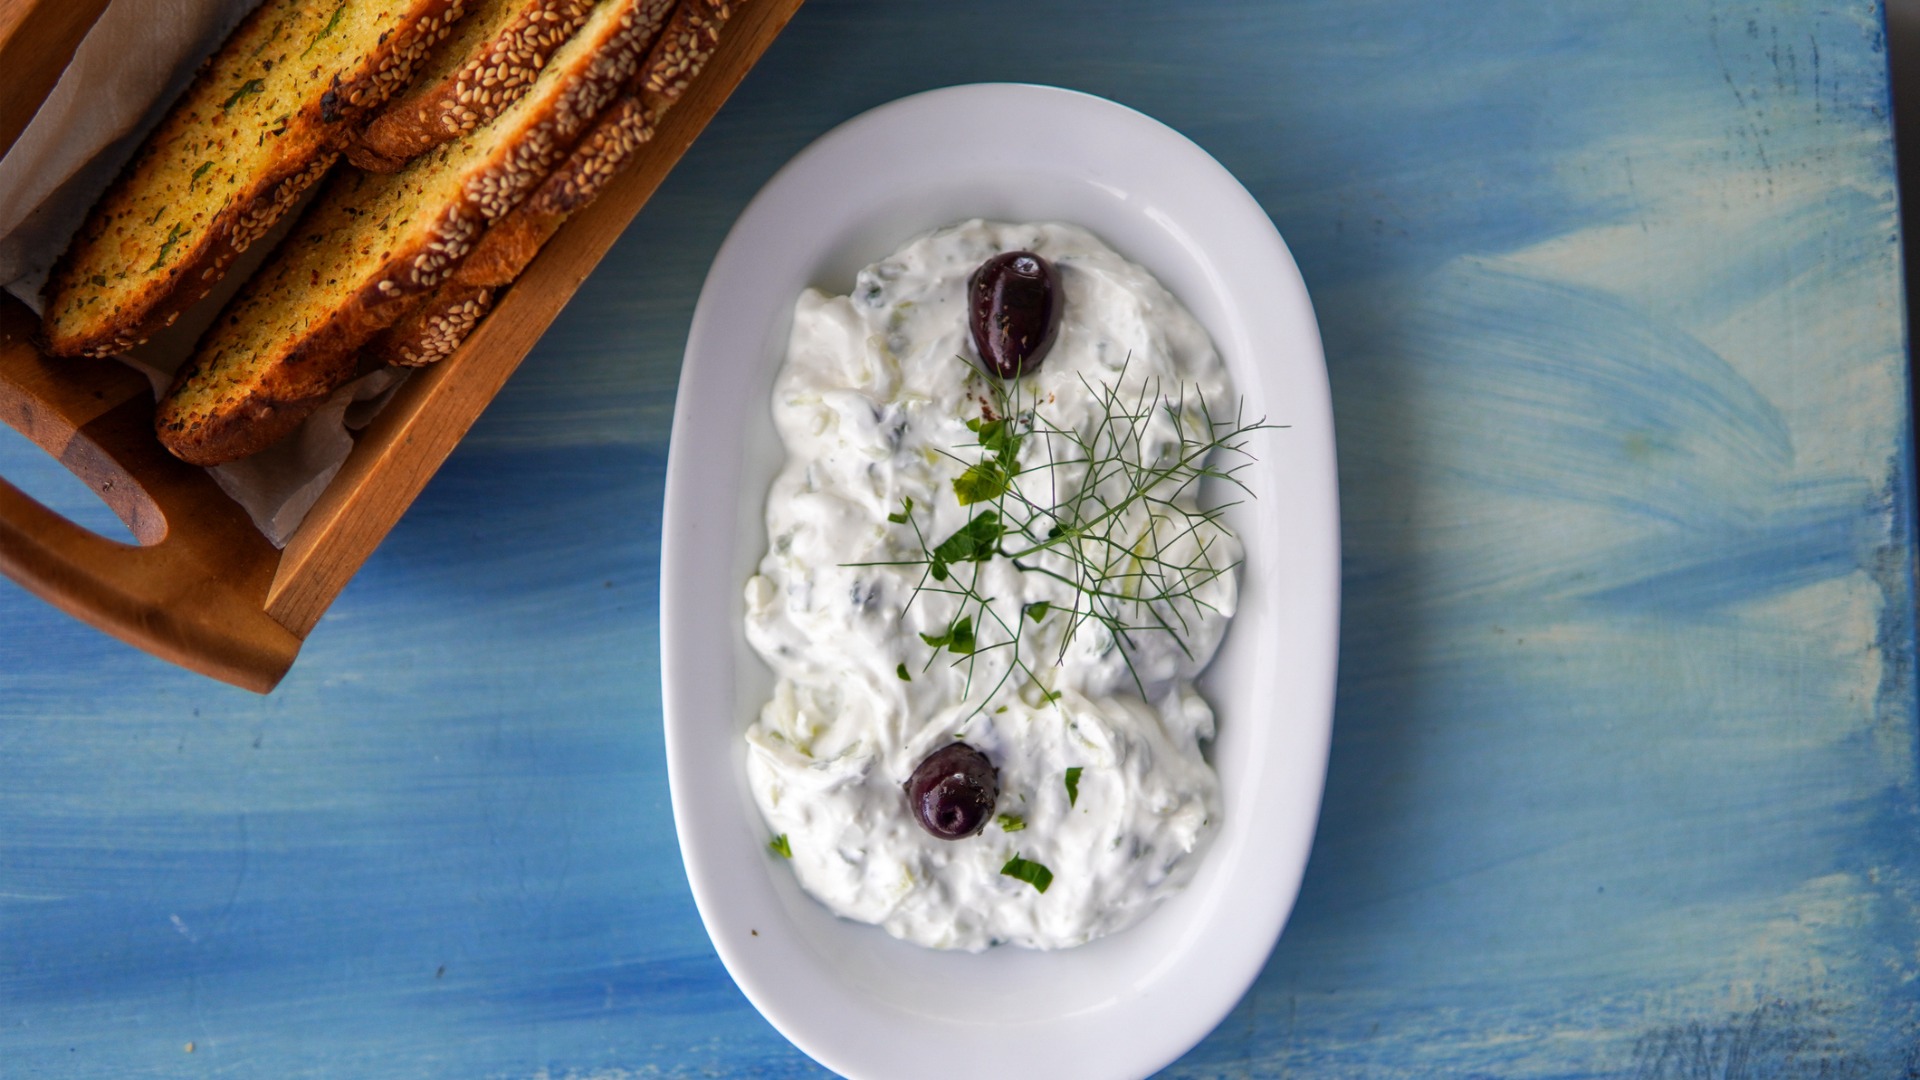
[743,220,1245,951]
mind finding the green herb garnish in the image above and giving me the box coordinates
[852,355,1273,713]
[1064,766,1083,807]
[1000,854,1052,893]
[927,511,1003,581]
[769,834,792,858]
[997,814,1026,833]
[189,161,213,191]
[968,415,1024,460]
[896,663,911,682]
[146,222,188,272]
[220,79,265,111]
[920,615,975,655]
[302,3,347,58]
[951,415,1025,505]
[248,14,289,58]
[952,460,1010,505]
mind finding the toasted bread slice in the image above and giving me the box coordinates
[154,0,666,466]
[348,0,602,172]
[368,94,654,366]
[638,0,737,110]
[367,0,733,367]
[41,0,467,358]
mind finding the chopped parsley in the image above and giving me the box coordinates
[146,222,188,272]
[221,79,265,111]
[920,614,975,655]
[1064,766,1083,807]
[952,460,1009,505]
[1025,600,1051,623]
[927,511,1002,581]
[886,496,914,524]
[189,161,212,190]
[967,415,1024,461]
[768,834,792,859]
[996,814,1026,833]
[999,854,1052,893]
[895,663,911,682]
[248,15,288,58]
[302,3,347,58]
[952,416,1023,506]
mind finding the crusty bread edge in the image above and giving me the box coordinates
[45,147,341,358]
[366,94,655,366]
[377,286,498,367]
[365,0,725,367]
[155,271,416,466]
[349,0,601,172]
[40,0,469,359]
[639,0,735,111]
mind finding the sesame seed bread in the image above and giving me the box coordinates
[368,94,654,366]
[154,0,666,467]
[40,0,467,359]
[366,0,734,367]
[638,0,737,111]
[348,0,601,172]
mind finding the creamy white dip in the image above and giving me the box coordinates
[743,220,1237,951]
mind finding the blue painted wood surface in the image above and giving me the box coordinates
[3,0,1915,1075]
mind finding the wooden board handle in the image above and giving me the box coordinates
[0,294,299,692]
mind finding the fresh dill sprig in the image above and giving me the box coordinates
[855,355,1277,711]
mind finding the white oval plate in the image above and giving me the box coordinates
[661,84,1339,1080]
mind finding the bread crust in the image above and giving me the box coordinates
[156,0,669,466]
[41,0,468,359]
[367,0,731,368]
[368,94,655,367]
[155,221,413,465]
[375,286,500,368]
[348,0,602,172]
[639,0,734,110]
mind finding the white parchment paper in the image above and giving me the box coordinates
[0,0,403,547]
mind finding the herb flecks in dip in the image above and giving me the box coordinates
[743,220,1242,952]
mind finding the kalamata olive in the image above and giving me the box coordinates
[968,251,1062,379]
[904,742,999,840]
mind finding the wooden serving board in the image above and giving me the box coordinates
[0,0,805,692]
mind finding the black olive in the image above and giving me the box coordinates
[968,251,1062,379]
[904,742,999,840]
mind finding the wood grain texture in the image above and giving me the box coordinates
[0,0,1913,1076]
[0,294,297,691]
